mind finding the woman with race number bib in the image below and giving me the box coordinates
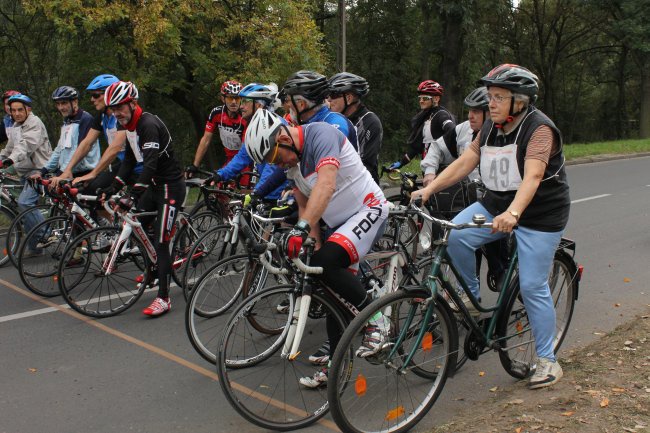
[411,64,570,390]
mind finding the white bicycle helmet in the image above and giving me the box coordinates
[240,82,279,109]
[245,109,284,164]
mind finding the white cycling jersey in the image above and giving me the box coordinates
[287,122,385,228]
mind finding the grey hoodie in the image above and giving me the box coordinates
[0,112,52,176]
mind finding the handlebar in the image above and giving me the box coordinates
[410,200,493,230]
[257,240,323,275]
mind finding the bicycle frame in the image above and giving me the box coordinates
[102,209,158,275]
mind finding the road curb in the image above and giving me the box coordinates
[566,151,650,165]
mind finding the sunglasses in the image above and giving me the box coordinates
[225,95,241,102]
[90,93,104,100]
[418,95,433,101]
[327,93,344,100]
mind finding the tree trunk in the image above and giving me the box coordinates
[438,6,464,118]
[615,46,628,138]
[639,54,650,139]
[418,0,433,80]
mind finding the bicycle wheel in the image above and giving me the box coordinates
[6,203,61,268]
[17,216,76,297]
[496,250,577,379]
[58,226,151,317]
[181,224,241,300]
[217,285,347,431]
[0,205,16,267]
[328,289,456,433]
[171,210,222,287]
[185,255,257,363]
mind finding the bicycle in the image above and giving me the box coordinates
[56,191,220,317]
[16,180,104,296]
[185,208,290,363]
[213,206,441,430]
[326,202,581,433]
[0,171,21,266]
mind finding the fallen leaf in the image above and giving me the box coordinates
[507,399,524,405]
[562,411,575,416]
[624,278,631,283]
[28,368,37,373]
[612,388,626,393]
[600,397,609,407]
[614,303,621,307]
[515,428,522,433]
[625,340,634,346]
[489,386,498,392]
[594,332,605,336]
[479,371,485,377]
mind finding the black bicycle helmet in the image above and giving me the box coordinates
[51,86,79,101]
[328,72,369,97]
[464,86,489,110]
[479,64,539,98]
[283,70,329,104]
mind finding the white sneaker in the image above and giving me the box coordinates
[528,357,563,389]
[299,368,328,389]
[356,314,391,358]
[308,340,330,365]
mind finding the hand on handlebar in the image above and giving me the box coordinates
[114,194,135,214]
[409,188,430,205]
[285,220,311,259]
[185,164,199,179]
[491,211,518,234]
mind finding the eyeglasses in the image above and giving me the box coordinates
[486,94,513,103]
[418,95,433,101]
[240,97,254,104]
[90,93,103,100]
[225,95,241,102]
[265,143,280,165]
[327,93,344,100]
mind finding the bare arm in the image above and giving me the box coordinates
[192,132,214,167]
[72,131,126,185]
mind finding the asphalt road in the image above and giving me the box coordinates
[0,156,648,433]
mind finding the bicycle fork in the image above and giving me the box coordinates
[282,280,314,361]
[102,223,133,275]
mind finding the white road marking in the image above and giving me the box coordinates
[571,194,611,204]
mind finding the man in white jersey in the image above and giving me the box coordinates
[245,109,390,388]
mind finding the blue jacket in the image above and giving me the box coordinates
[216,146,287,200]
[307,106,358,150]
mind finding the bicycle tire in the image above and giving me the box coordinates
[17,216,76,297]
[496,250,577,379]
[0,204,16,267]
[328,289,456,433]
[180,224,239,300]
[6,203,61,268]
[58,226,151,318]
[185,254,257,363]
[240,259,291,335]
[217,285,347,431]
[171,210,222,287]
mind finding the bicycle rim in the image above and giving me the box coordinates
[328,289,456,433]
[0,205,16,266]
[17,216,73,297]
[217,286,345,431]
[58,227,149,317]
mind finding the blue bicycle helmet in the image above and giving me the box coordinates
[7,94,33,107]
[240,83,278,105]
[52,86,79,101]
[86,74,120,92]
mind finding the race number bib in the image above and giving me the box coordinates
[219,128,243,151]
[479,143,522,191]
[61,123,74,149]
[105,126,117,146]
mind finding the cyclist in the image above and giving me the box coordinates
[33,86,100,185]
[282,70,358,150]
[212,82,288,202]
[102,81,186,317]
[421,86,489,186]
[0,94,52,256]
[71,75,144,189]
[0,90,20,146]
[185,80,246,177]
[327,72,383,183]
[389,79,455,171]
[245,109,389,389]
[411,64,571,389]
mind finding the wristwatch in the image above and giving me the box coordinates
[508,210,520,221]
[295,219,311,234]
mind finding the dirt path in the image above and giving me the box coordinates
[432,308,650,433]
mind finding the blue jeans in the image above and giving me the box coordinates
[446,202,563,361]
[17,176,46,251]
